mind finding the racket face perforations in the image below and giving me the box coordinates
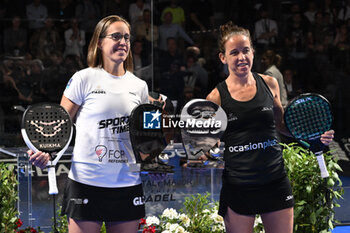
[284,94,332,140]
[22,103,72,152]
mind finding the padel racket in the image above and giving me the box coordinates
[180,99,227,166]
[129,103,174,173]
[284,93,333,178]
[21,103,73,194]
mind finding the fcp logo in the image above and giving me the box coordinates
[143,110,161,129]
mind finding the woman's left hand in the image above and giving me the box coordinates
[320,130,335,146]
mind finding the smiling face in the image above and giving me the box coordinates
[99,21,130,67]
[219,34,254,78]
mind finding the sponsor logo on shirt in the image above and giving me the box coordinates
[261,107,272,111]
[228,139,278,152]
[227,113,238,122]
[95,145,128,163]
[91,85,106,94]
[65,78,73,89]
[98,116,129,134]
[91,88,106,94]
[95,145,107,162]
[133,196,145,206]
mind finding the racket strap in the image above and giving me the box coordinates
[309,138,325,152]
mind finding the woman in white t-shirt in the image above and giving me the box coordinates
[28,15,149,233]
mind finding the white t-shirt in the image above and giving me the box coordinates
[64,67,149,187]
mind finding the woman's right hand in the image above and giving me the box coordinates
[27,150,51,169]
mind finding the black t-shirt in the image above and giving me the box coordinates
[217,73,286,187]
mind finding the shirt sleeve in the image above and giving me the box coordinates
[141,81,149,104]
[63,71,86,106]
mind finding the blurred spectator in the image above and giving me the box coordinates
[307,11,333,53]
[134,9,159,53]
[306,11,335,92]
[159,11,193,51]
[182,86,194,105]
[26,59,46,103]
[304,1,318,25]
[159,59,185,107]
[132,39,152,84]
[283,68,303,100]
[284,11,309,83]
[321,0,337,25]
[0,59,19,111]
[3,16,27,56]
[284,3,310,33]
[64,54,85,76]
[186,45,201,60]
[29,17,63,62]
[333,23,350,68]
[50,0,76,34]
[188,0,215,62]
[6,58,33,105]
[160,0,185,28]
[75,0,101,51]
[132,39,149,71]
[254,6,278,50]
[63,18,86,59]
[184,47,208,99]
[128,0,150,26]
[261,50,288,108]
[26,0,48,33]
[323,11,337,45]
[157,37,185,74]
[103,0,129,19]
[0,58,22,132]
[337,0,350,23]
[41,52,70,103]
[188,0,214,32]
[131,40,153,86]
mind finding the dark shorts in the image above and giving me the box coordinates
[61,178,145,222]
[218,175,294,216]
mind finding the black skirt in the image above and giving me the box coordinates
[218,175,294,216]
[61,178,145,222]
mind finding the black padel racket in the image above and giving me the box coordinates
[284,93,333,178]
[129,104,173,173]
[21,103,73,194]
[180,99,227,164]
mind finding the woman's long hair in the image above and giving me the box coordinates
[87,15,133,72]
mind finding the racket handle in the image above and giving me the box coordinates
[47,166,58,195]
[316,154,329,178]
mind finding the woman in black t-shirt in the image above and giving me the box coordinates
[206,21,334,233]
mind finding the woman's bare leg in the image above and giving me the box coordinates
[68,218,102,233]
[224,207,255,233]
[105,219,140,233]
[261,207,293,233]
